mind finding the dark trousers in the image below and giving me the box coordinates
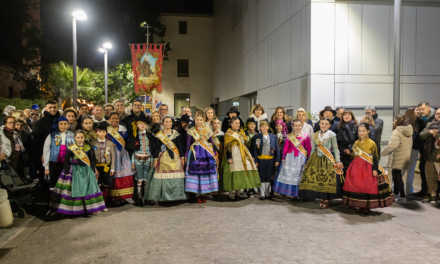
[49,161,64,188]
[258,158,275,183]
[392,169,406,198]
[419,148,427,189]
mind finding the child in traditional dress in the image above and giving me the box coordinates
[274,119,311,199]
[50,130,106,215]
[185,115,218,203]
[244,117,258,197]
[272,119,287,196]
[81,115,97,144]
[43,116,75,189]
[210,117,224,198]
[90,122,115,208]
[252,121,280,200]
[342,123,394,213]
[131,115,154,207]
[299,118,343,208]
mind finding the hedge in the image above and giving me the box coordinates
[0,98,46,113]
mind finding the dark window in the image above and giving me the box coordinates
[179,21,187,34]
[177,59,189,77]
[8,87,13,99]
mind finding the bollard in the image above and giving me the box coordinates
[0,189,13,228]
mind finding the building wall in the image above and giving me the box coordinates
[160,14,214,116]
[0,62,25,99]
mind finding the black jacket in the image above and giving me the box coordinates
[32,110,60,156]
[132,129,155,153]
[251,133,280,163]
[372,113,384,144]
[313,119,340,134]
[122,110,148,153]
[412,118,426,150]
[336,121,357,153]
[221,116,244,133]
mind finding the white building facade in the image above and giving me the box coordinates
[213,0,440,142]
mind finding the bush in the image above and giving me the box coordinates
[0,98,46,113]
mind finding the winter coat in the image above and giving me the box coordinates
[381,125,413,170]
[249,113,268,132]
[411,118,426,151]
[32,110,61,157]
[336,121,357,153]
[419,120,440,162]
[122,110,147,154]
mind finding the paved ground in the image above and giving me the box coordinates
[1,173,440,264]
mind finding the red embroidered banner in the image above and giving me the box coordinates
[130,44,164,94]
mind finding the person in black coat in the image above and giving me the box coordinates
[16,120,34,179]
[313,106,340,133]
[336,110,358,178]
[176,114,191,154]
[221,107,244,133]
[32,100,60,189]
[122,100,147,156]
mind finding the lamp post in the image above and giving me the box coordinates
[99,42,112,104]
[72,10,87,109]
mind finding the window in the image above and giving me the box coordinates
[179,21,187,34]
[8,87,13,99]
[174,93,190,116]
[177,59,189,77]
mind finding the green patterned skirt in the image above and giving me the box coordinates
[219,156,261,192]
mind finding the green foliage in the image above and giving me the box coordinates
[307,111,319,122]
[47,61,92,100]
[0,98,46,112]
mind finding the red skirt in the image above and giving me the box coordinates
[342,157,394,209]
[108,176,134,200]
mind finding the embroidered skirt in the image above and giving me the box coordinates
[342,157,394,209]
[274,153,307,197]
[219,145,261,191]
[298,153,342,200]
[147,151,188,201]
[109,147,134,200]
[185,147,218,194]
[50,166,106,215]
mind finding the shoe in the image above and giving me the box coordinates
[266,195,273,200]
[396,197,407,205]
[394,194,400,201]
[197,197,202,204]
[201,196,207,203]
[406,193,415,199]
[259,196,266,201]
[139,199,144,207]
[249,193,254,198]
[422,196,432,203]
[103,208,108,212]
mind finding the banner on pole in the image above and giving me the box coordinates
[130,43,164,95]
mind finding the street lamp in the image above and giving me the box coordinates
[72,10,87,109]
[99,42,112,104]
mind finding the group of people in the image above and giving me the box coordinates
[1,98,439,216]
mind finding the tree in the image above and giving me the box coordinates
[47,61,92,108]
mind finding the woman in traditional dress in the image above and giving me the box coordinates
[342,123,394,213]
[274,119,312,199]
[106,112,135,205]
[219,117,261,200]
[185,114,218,203]
[299,118,343,208]
[50,130,107,215]
[63,108,78,133]
[81,115,97,144]
[204,107,216,130]
[148,116,187,202]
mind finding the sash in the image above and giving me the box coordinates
[314,133,343,175]
[107,126,125,148]
[156,131,180,156]
[287,133,307,158]
[68,144,91,167]
[213,136,221,150]
[226,130,244,144]
[188,128,216,161]
[353,145,391,191]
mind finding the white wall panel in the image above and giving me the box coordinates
[402,6,416,76]
[268,0,279,36]
[416,7,440,75]
[279,21,291,83]
[257,0,268,43]
[269,85,279,108]
[348,4,362,74]
[278,81,291,107]
[257,37,270,89]
[402,84,440,106]
[311,2,335,74]
[335,4,349,75]
[402,76,440,84]
[270,30,279,86]
[291,13,301,79]
[301,5,311,76]
[278,0,287,27]
[361,5,390,75]
[245,47,258,94]
[335,83,393,107]
[335,74,392,83]
[310,75,334,114]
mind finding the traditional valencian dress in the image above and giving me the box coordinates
[148,130,188,201]
[107,125,135,201]
[185,127,218,194]
[219,129,261,191]
[274,132,311,197]
[50,143,106,215]
[342,138,394,209]
[299,130,343,200]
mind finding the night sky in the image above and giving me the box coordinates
[0,0,213,70]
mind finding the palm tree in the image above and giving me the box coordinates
[47,61,92,108]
